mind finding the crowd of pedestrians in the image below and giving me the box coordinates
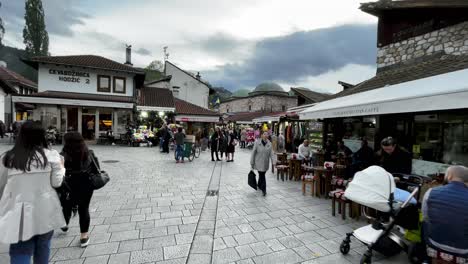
[0,121,105,263]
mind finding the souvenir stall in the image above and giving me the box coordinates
[130,125,156,147]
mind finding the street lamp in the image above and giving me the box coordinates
[141,111,148,118]
[158,111,164,117]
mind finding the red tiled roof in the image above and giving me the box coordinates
[25,55,145,74]
[174,98,219,116]
[138,87,175,108]
[27,90,135,103]
[0,66,37,90]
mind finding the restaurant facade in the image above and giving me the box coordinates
[12,53,145,140]
[300,0,468,175]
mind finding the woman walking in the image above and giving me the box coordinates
[211,127,221,161]
[250,132,274,196]
[0,121,66,264]
[61,132,98,247]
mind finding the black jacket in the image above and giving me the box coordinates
[62,150,99,191]
[375,147,412,174]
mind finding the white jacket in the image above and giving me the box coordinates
[0,149,66,244]
[298,144,312,159]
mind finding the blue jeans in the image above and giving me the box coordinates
[176,144,184,161]
[9,231,53,264]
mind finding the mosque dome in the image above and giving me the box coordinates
[249,82,288,96]
[253,82,284,93]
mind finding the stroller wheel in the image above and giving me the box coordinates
[360,253,372,264]
[340,241,351,255]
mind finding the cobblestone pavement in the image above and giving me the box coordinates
[0,145,410,264]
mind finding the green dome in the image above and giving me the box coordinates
[253,82,284,93]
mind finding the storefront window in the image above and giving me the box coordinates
[31,106,59,129]
[116,110,131,134]
[414,114,468,166]
[99,110,113,132]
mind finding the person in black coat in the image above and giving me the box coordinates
[161,125,170,153]
[60,132,97,248]
[375,137,412,174]
[352,139,374,174]
[211,127,221,161]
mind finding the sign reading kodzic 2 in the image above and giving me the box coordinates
[48,69,91,84]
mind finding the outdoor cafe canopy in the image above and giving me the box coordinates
[299,68,468,120]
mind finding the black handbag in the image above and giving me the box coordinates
[88,154,110,190]
[248,170,257,190]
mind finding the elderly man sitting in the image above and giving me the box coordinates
[423,166,468,263]
[298,140,313,165]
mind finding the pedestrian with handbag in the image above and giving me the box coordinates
[0,121,66,264]
[250,132,274,196]
[60,132,105,248]
[211,127,221,161]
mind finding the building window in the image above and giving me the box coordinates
[97,75,111,92]
[19,87,23,94]
[248,105,252,111]
[113,77,126,94]
[282,105,286,111]
[172,86,180,98]
[227,109,229,113]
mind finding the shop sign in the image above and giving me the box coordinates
[331,106,380,117]
[49,69,91,84]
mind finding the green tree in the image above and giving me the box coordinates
[144,60,164,82]
[0,2,5,46]
[23,0,49,56]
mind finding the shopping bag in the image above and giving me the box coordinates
[248,170,257,190]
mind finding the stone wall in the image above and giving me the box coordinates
[377,21,468,68]
[219,95,297,114]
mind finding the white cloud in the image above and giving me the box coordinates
[13,0,376,70]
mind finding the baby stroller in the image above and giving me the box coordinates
[339,166,426,264]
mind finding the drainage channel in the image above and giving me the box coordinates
[186,161,223,264]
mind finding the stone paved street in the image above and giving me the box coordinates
[0,145,410,264]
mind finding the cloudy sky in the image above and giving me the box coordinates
[1,0,378,93]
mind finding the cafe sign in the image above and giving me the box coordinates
[48,69,91,84]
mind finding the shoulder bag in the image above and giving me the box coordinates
[88,154,110,190]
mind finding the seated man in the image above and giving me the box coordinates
[298,140,313,164]
[422,166,468,263]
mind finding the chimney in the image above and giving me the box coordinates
[125,44,133,66]
[196,72,201,80]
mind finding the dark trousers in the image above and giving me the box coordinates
[258,171,266,193]
[211,147,219,160]
[162,139,169,153]
[241,141,246,148]
[63,190,93,233]
[9,231,53,264]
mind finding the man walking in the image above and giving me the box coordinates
[174,127,185,163]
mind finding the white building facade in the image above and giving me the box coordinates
[164,61,212,108]
[12,54,145,140]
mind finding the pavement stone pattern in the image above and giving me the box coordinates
[0,144,410,264]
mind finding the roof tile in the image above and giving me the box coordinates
[0,67,37,89]
[27,55,145,74]
[28,90,134,103]
[138,87,174,108]
[174,98,219,116]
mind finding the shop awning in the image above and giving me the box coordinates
[300,68,468,119]
[175,115,220,123]
[286,104,317,117]
[13,95,134,109]
[137,106,175,112]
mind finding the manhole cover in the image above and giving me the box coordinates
[206,190,219,196]
[102,160,119,163]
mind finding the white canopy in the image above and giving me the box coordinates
[345,166,396,212]
[300,68,468,119]
[252,115,281,123]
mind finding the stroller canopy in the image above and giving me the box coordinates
[345,166,396,212]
